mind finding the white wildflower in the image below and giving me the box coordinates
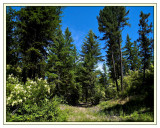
[19,99,22,103]
[7,96,11,101]
[48,88,50,94]
[10,94,13,98]
[44,79,47,83]
[12,101,17,106]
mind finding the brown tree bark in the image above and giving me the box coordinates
[112,50,119,92]
[119,42,123,91]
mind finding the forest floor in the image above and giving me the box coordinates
[60,103,110,122]
[59,96,154,122]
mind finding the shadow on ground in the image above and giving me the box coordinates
[100,96,154,122]
[75,103,94,108]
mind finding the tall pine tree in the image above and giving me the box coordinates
[6,7,19,67]
[123,34,133,72]
[63,27,79,105]
[138,11,153,81]
[81,30,103,103]
[132,41,141,71]
[46,27,79,105]
[46,27,64,96]
[97,6,129,91]
[16,6,62,83]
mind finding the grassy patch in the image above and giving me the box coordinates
[59,104,109,122]
[98,95,154,122]
[59,95,154,122]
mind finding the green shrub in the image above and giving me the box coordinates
[6,75,67,122]
[7,98,67,122]
[119,66,153,98]
[24,78,51,104]
[6,74,25,107]
[105,79,117,99]
[6,75,51,107]
[91,83,106,105]
[6,65,22,79]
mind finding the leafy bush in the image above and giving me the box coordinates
[104,79,117,99]
[91,82,106,105]
[7,98,67,122]
[6,74,51,107]
[6,74,25,107]
[6,75,67,122]
[24,78,51,104]
[6,65,22,79]
[119,65,154,98]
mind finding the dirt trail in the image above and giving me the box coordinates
[59,104,109,122]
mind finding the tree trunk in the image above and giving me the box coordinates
[143,66,146,82]
[111,50,119,92]
[119,42,123,91]
[143,57,146,84]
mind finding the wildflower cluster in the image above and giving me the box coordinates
[6,74,50,107]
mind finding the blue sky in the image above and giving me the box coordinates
[60,6,154,71]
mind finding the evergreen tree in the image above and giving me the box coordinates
[123,39,140,74]
[98,63,108,86]
[123,34,133,72]
[137,11,153,81]
[81,30,103,103]
[97,6,129,91]
[46,27,64,96]
[150,38,154,64]
[16,6,62,83]
[6,7,19,66]
[46,27,79,105]
[132,41,141,71]
[63,27,79,105]
[122,58,129,75]
[102,62,108,86]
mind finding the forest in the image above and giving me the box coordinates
[6,6,154,122]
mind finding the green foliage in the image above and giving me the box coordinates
[6,75,67,122]
[6,65,22,79]
[6,74,50,106]
[132,41,141,71]
[6,7,19,66]
[103,64,154,104]
[123,34,134,73]
[25,78,51,104]
[138,11,153,80]
[46,27,79,105]
[80,30,103,103]
[97,6,130,92]
[98,63,108,86]
[6,74,24,106]
[99,96,154,122]
[118,64,154,101]
[91,83,106,105]
[15,6,62,82]
[6,7,154,122]
[103,78,118,99]
[7,98,67,122]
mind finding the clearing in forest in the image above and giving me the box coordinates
[60,103,110,122]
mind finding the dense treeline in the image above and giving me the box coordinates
[6,6,154,122]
